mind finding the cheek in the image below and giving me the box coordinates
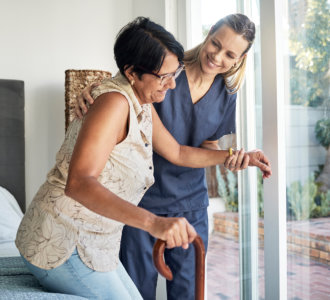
[223,58,234,69]
[203,44,214,56]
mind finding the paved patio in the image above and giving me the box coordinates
[207,233,330,300]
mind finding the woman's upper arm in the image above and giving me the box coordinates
[68,92,129,180]
[151,105,181,163]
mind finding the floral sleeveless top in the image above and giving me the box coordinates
[16,73,154,272]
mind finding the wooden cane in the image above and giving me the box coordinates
[152,235,205,300]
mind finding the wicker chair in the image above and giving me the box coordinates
[64,69,112,131]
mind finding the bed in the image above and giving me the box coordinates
[0,79,88,299]
[0,187,88,299]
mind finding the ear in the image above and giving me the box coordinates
[237,53,247,65]
[124,65,137,83]
[239,53,247,60]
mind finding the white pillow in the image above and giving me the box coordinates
[0,186,24,241]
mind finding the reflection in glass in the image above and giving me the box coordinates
[285,0,330,299]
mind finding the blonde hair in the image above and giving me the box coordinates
[184,14,255,94]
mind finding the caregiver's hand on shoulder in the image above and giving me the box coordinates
[75,83,99,118]
[247,149,272,179]
[148,216,197,250]
[224,148,250,172]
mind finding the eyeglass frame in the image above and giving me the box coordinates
[135,63,185,85]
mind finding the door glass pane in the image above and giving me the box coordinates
[199,1,253,299]
[247,2,266,298]
[283,0,330,299]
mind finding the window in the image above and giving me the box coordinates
[194,0,330,299]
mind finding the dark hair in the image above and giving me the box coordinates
[114,17,184,78]
[210,13,255,55]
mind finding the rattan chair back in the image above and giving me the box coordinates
[64,69,112,131]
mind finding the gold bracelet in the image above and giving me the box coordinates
[228,147,233,156]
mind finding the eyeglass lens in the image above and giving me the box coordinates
[160,65,184,84]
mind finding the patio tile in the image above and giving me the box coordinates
[207,233,330,300]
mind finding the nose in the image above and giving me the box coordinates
[164,76,176,90]
[213,50,225,66]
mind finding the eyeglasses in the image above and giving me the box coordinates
[136,63,185,85]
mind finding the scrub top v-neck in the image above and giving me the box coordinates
[139,70,237,213]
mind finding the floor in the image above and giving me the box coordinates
[207,233,330,300]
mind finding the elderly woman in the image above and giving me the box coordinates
[15,17,270,299]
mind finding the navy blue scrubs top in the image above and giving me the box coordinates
[139,71,237,213]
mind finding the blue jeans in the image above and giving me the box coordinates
[21,249,142,300]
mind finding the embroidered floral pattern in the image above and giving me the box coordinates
[16,74,154,272]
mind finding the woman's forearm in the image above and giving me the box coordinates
[65,176,197,248]
[175,145,230,168]
[65,176,156,232]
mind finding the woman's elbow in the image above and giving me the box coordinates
[64,176,79,198]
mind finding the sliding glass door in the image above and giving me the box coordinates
[259,0,330,299]
[198,0,330,299]
[282,0,330,298]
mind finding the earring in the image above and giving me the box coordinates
[130,80,135,86]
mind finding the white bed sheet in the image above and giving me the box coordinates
[0,240,20,257]
[0,186,23,257]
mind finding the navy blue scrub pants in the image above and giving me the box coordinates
[119,209,208,300]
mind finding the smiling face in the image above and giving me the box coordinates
[127,52,180,105]
[200,25,249,76]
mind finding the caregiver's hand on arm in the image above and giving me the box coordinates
[75,83,99,118]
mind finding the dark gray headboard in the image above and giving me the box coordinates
[0,79,25,212]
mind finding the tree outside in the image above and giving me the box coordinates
[286,0,330,218]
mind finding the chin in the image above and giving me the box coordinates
[154,97,166,103]
[152,93,167,103]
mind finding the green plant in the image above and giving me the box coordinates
[215,167,265,217]
[319,191,330,216]
[315,118,330,148]
[312,190,330,217]
[257,169,264,218]
[314,118,330,192]
[287,176,318,220]
[313,164,324,179]
[216,165,238,212]
[216,167,329,220]
[289,0,330,107]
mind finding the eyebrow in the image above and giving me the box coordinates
[212,38,238,58]
[158,63,181,76]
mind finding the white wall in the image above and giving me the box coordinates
[0,0,179,208]
[0,0,134,206]
[285,106,326,185]
[132,0,166,24]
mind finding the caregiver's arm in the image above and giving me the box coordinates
[152,105,247,168]
[152,106,272,177]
